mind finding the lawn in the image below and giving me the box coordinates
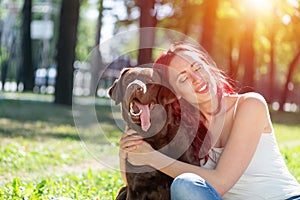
[0,93,299,199]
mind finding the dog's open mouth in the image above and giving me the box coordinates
[129,99,153,132]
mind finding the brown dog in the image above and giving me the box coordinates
[108,67,200,200]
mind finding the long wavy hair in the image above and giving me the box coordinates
[153,42,236,165]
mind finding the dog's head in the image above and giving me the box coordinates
[108,67,178,138]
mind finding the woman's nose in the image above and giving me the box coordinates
[189,70,201,84]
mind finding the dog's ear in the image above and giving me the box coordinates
[108,68,130,105]
[157,86,178,105]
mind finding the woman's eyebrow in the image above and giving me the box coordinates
[177,69,187,77]
[175,70,188,82]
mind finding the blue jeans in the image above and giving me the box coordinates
[171,173,223,200]
[286,195,300,200]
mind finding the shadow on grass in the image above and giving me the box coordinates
[270,110,300,126]
[1,98,298,143]
[0,99,121,143]
[0,99,74,125]
[0,126,81,140]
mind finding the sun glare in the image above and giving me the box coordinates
[244,0,274,14]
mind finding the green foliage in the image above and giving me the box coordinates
[0,169,123,200]
[75,1,98,61]
[0,139,87,178]
[281,146,300,183]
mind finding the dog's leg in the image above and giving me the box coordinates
[115,185,127,200]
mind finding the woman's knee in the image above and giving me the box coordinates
[171,173,206,196]
[171,173,223,200]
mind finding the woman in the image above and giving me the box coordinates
[119,43,300,199]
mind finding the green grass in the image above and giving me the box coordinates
[0,169,123,200]
[0,95,124,199]
[0,93,299,199]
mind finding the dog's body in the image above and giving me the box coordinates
[109,67,200,200]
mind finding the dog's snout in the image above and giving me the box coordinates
[127,79,147,94]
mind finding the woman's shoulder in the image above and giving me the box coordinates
[237,92,268,113]
[239,92,267,104]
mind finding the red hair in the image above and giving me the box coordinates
[153,43,236,164]
[153,43,236,96]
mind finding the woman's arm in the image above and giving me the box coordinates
[119,129,144,185]
[119,149,128,184]
[128,93,269,195]
[212,93,269,194]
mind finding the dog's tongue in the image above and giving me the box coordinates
[135,102,151,132]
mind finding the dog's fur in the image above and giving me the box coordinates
[108,67,200,200]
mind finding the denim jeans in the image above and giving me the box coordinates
[171,173,223,200]
[286,195,300,200]
[171,173,300,200]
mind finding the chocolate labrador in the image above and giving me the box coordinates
[108,67,201,200]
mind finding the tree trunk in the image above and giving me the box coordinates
[241,16,256,92]
[199,0,218,55]
[54,0,80,105]
[279,45,300,111]
[89,0,104,95]
[137,0,157,66]
[268,27,276,103]
[21,0,34,91]
[228,37,238,80]
[95,0,103,46]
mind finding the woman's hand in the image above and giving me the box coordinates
[119,129,143,159]
[119,129,155,166]
[127,140,155,166]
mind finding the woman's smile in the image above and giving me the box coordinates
[195,81,209,94]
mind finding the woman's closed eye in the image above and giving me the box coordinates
[178,73,188,83]
[192,63,202,72]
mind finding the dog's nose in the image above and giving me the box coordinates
[137,86,144,92]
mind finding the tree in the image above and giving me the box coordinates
[137,0,157,65]
[200,0,218,55]
[54,0,80,105]
[89,0,104,95]
[279,44,300,111]
[240,14,256,92]
[268,24,276,102]
[21,0,34,91]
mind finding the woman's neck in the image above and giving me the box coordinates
[197,95,238,132]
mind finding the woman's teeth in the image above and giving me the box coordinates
[197,82,208,93]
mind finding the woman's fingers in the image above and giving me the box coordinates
[120,138,143,149]
[120,133,142,145]
[124,128,138,136]
[120,129,143,151]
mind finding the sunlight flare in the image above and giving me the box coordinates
[244,0,274,14]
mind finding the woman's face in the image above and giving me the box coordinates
[167,52,218,108]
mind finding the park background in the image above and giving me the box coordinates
[0,0,300,199]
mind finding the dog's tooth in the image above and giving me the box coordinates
[130,102,142,116]
[150,103,154,110]
[130,102,133,109]
[130,102,135,114]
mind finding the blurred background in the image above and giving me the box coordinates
[0,0,299,109]
[0,1,299,198]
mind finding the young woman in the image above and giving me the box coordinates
[119,43,300,199]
